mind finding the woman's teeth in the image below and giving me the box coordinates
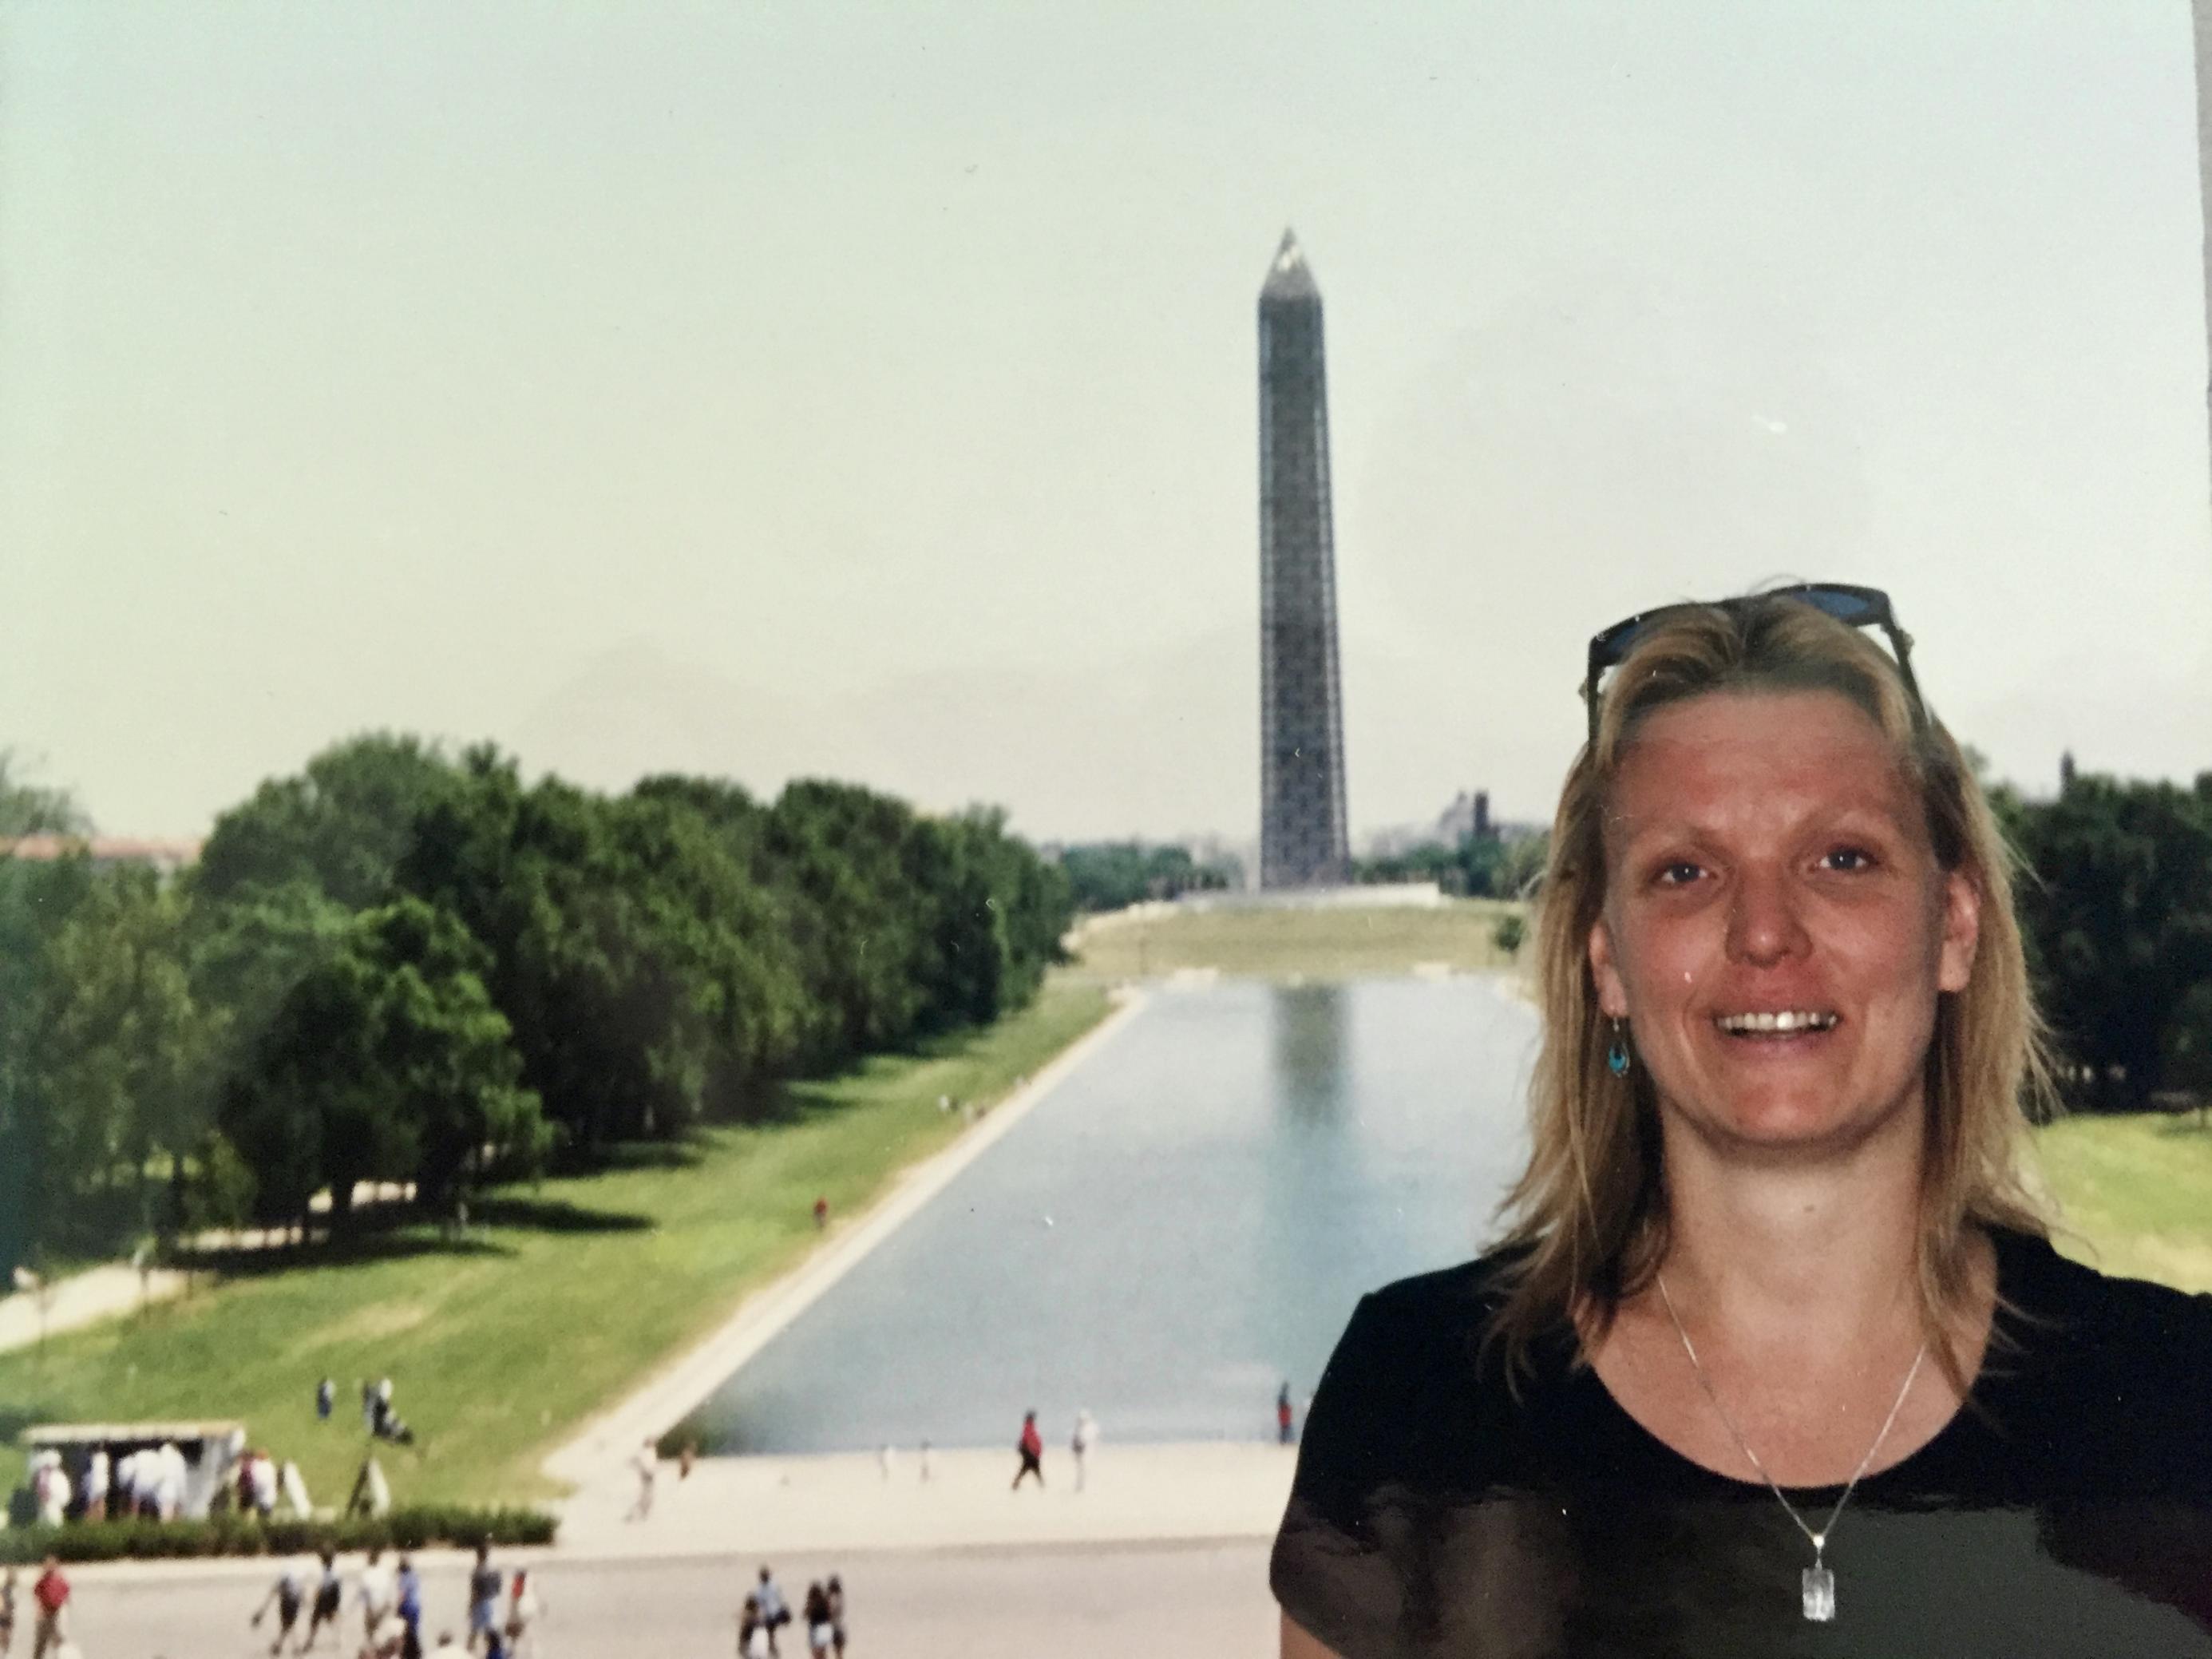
[1714,1010,1838,1034]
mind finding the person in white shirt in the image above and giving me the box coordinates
[356,1546,397,1647]
[1071,1408,1099,1492]
[250,1451,280,1516]
[84,1447,109,1521]
[627,1438,657,1522]
[34,1457,70,1528]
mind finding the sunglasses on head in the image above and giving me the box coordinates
[1580,582,1926,749]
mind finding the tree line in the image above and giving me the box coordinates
[0,739,1071,1273]
[1054,841,1241,912]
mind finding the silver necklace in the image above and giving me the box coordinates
[1655,1274,1929,1623]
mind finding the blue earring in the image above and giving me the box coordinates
[1606,1018,1631,1077]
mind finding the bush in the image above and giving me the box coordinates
[0,1504,556,1565]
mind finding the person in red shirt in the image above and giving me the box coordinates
[812,1196,829,1230]
[31,1555,69,1659]
[1011,1411,1045,1491]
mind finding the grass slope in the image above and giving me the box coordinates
[2035,1111,2212,1294]
[1070,898,1525,981]
[0,982,1111,1510]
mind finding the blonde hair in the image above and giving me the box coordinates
[1486,592,2055,1389]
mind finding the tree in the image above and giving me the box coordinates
[220,896,544,1225]
[195,733,460,912]
[1059,842,1234,911]
[0,750,92,838]
[2008,774,2212,1109]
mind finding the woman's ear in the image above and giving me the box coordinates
[1937,869,1981,994]
[1588,917,1629,1018]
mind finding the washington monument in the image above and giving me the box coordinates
[1257,229,1351,889]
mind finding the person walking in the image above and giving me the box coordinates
[249,1557,307,1657]
[504,1569,542,1659]
[316,1377,334,1422]
[918,1440,932,1483]
[802,1583,833,1658]
[1011,1411,1045,1491]
[627,1438,657,1522]
[28,1558,68,1659]
[355,1547,396,1651]
[812,1196,829,1231]
[1071,1408,1098,1491]
[825,1574,849,1658]
[738,1595,769,1659]
[1276,1382,1295,1446]
[395,1554,423,1659]
[754,1567,789,1657]
[465,1542,501,1654]
[303,1547,344,1649]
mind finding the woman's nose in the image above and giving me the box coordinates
[1726,868,1810,964]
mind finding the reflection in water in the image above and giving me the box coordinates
[679,979,1536,1452]
[1271,982,1348,1122]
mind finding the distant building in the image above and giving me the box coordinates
[0,835,203,876]
[1257,229,1351,889]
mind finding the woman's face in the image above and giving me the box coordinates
[1587,688,1979,1156]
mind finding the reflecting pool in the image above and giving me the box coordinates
[683,976,1537,1452]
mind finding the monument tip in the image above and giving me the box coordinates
[1262,228,1319,300]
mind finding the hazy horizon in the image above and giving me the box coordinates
[6,2,2209,847]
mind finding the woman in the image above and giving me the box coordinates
[1272,587,2212,1657]
[738,1594,769,1659]
[803,1582,835,1659]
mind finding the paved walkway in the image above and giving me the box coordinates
[562,1440,1296,1558]
[544,990,1150,1520]
[0,1263,186,1355]
[63,1538,1280,1659]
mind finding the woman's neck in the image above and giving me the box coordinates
[1654,1103,1926,1355]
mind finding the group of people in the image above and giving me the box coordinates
[251,1540,540,1659]
[325,1376,414,1447]
[738,1565,847,1659]
[235,1445,313,1519]
[26,1439,195,1526]
[1007,1408,1097,1491]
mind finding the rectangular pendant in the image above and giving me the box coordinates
[1802,1565,1836,1622]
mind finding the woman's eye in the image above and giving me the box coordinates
[1655,861,1703,886]
[1822,846,1876,873]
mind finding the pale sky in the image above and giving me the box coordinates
[4,2,2208,849]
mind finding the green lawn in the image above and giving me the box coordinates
[1070,898,1526,981]
[2034,1111,2212,1294]
[0,980,1111,1510]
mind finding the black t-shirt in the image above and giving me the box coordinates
[1272,1228,2212,1658]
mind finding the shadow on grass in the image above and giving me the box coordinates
[2156,1117,2212,1138]
[175,1232,515,1280]
[469,1197,652,1234]
[584,1140,709,1173]
[741,1021,1003,1130]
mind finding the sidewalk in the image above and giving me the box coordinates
[544,989,1150,1518]
[0,1264,186,1356]
[558,1440,1295,1558]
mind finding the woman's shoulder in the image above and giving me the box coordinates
[1359,1241,1533,1322]
[1991,1224,2212,1487]
[1996,1224,2212,1365]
